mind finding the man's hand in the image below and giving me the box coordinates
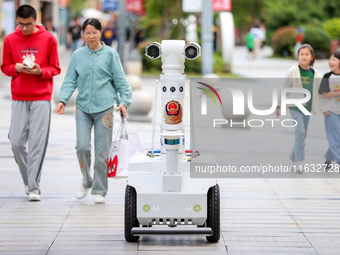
[16,63,42,76]
[24,64,42,76]
[15,63,25,73]
[116,104,127,118]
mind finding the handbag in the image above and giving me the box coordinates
[107,118,143,178]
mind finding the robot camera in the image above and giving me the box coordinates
[145,42,161,59]
[185,42,201,60]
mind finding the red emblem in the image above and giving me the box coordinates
[164,100,183,125]
[167,102,179,114]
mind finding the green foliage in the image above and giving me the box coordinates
[272,26,297,56]
[0,30,5,40]
[185,53,228,73]
[261,0,340,44]
[184,57,201,73]
[213,52,227,73]
[323,18,340,39]
[262,0,340,30]
[303,26,331,58]
[140,0,186,40]
[68,0,91,18]
[232,0,263,30]
[272,24,331,58]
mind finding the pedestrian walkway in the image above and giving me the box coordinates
[232,46,330,78]
[0,46,340,255]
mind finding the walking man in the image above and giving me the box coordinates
[1,5,61,201]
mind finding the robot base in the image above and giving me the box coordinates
[124,159,220,243]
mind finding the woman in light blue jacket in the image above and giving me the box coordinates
[56,18,132,204]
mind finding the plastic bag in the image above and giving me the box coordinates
[108,118,143,178]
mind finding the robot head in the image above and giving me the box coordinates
[145,41,201,60]
[145,40,201,75]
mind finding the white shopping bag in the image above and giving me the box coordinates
[107,119,143,178]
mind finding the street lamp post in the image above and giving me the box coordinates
[118,0,126,66]
[201,0,213,75]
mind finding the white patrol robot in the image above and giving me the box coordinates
[125,40,220,243]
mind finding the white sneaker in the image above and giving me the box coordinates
[94,195,105,204]
[25,185,28,195]
[76,186,90,199]
[295,161,304,173]
[28,193,41,202]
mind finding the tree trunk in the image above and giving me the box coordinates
[158,3,171,39]
[176,0,185,40]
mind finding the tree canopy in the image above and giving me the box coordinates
[65,0,340,40]
[261,0,340,32]
[68,0,91,18]
[140,0,185,40]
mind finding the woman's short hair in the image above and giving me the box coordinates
[82,18,102,32]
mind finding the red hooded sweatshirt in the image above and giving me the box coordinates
[1,25,61,101]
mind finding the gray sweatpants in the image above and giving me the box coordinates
[9,101,51,195]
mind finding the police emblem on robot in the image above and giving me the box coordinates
[164,100,183,125]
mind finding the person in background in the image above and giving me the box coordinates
[276,44,327,172]
[101,20,117,49]
[133,28,144,47]
[318,51,340,169]
[44,19,58,42]
[68,17,83,54]
[250,24,263,58]
[259,20,266,48]
[294,27,304,59]
[1,5,61,201]
[244,29,254,59]
[56,18,132,204]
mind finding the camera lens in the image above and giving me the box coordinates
[147,45,160,59]
[185,46,198,59]
[187,48,195,56]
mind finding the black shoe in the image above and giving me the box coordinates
[325,160,332,170]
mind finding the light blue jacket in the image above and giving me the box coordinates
[59,43,132,113]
